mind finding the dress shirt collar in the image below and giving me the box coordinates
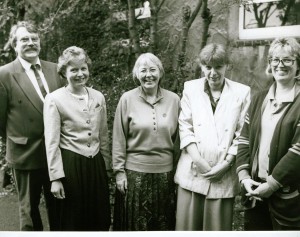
[204,78,225,94]
[267,82,297,103]
[18,56,41,72]
[138,86,163,104]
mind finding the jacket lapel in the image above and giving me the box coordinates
[197,80,215,121]
[12,59,43,114]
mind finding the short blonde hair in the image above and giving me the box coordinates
[199,43,229,66]
[266,37,300,75]
[57,46,92,78]
[132,53,165,80]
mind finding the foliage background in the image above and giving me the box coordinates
[1,0,290,230]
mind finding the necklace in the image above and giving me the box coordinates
[66,86,87,96]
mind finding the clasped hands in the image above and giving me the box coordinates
[241,178,274,201]
[194,155,233,182]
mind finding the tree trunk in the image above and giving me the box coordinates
[195,0,212,78]
[149,0,158,53]
[127,0,141,58]
[171,0,203,92]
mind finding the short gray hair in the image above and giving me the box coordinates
[9,21,39,48]
[132,53,165,81]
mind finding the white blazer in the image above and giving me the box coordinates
[174,78,250,198]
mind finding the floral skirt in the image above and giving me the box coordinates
[113,170,176,231]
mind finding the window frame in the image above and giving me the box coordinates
[239,0,300,40]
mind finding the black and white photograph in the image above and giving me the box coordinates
[0,0,299,236]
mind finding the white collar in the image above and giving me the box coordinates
[18,56,41,71]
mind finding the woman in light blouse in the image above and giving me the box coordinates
[174,43,250,230]
[44,46,111,231]
[236,37,300,230]
[112,53,180,231]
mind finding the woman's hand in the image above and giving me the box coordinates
[186,143,211,175]
[251,182,274,199]
[242,178,262,201]
[202,160,230,182]
[116,172,127,195]
[51,180,65,199]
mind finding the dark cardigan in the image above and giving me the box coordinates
[236,89,300,226]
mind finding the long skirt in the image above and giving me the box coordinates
[113,170,176,231]
[175,186,234,231]
[55,149,111,231]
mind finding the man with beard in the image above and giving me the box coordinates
[0,21,61,231]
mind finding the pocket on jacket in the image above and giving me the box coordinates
[8,136,28,145]
[94,105,103,112]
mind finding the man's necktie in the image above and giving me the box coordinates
[31,64,47,98]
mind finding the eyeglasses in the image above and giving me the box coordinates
[269,58,295,67]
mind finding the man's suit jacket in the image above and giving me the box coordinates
[0,58,62,170]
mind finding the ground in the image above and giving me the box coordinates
[0,169,244,231]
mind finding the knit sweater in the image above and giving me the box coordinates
[113,87,180,176]
[236,83,300,226]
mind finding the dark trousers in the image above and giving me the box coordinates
[244,199,300,231]
[13,168,59,231]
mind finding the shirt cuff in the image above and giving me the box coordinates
[227,146,237,156]
[267,175,282,192]
[238,169,251,183]
[115,171,126,181]
[180,136,196,150]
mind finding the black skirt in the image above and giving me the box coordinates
[56,149,111,231]
[113,169,176,231]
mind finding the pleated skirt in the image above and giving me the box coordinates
[176,186,234,231]
[113,170,176,231]
[56,149,111,231]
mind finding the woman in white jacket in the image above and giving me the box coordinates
[174,43,250,230]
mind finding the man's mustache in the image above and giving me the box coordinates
[24,47,38,51]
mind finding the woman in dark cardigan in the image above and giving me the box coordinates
[236,37,300,230]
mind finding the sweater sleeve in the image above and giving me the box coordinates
[98,94,112,170]
[271,117,300,185]
[44,94,65,181]
[178,83,197,149]
[236,106,252,182]
[112,94,129,177]
[227,86,251,156]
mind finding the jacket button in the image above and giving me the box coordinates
[88,133,91,136]
[87,143,90,147]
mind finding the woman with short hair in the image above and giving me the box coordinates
[175,43,251,230]
[236,37,300,230]
[113,53,180,231]
[44,46,111,231]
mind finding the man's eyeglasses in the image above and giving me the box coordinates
[269,58,295,67]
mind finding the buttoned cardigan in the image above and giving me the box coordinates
[236,83,300,226]
[44,87,111,181]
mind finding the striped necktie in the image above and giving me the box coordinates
[31,64,47,98]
